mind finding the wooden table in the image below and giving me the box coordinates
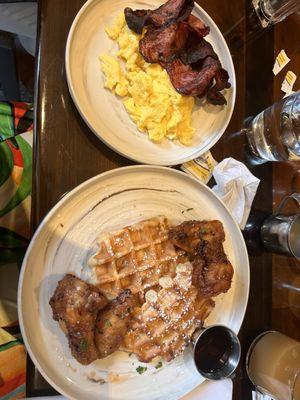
[27,0,300,397]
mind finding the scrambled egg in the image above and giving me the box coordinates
[100,14,195,145]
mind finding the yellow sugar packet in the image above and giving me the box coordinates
[273,50,290,75]
[281,70,297,95]
[181,151,218,184]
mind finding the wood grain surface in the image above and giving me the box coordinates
[28,0,300,397]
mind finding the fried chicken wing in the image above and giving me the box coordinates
[169,220,233,298]
[49,274,107,365]
[95,289,139,359]
[169,220,225,254]
[192,242,234,297]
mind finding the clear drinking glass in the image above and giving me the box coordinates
[244,91,300,163]
[246,331,300,400]
[252,0,300,27]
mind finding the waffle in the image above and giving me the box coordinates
[123,262,215,362]
[88,216,188,300]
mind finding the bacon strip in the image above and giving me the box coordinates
[124,8,148,34]
[206,68,231,105]
[180,34,217,64]
[165,56,221,97]
[186,14,210,37]
[206,89,226,105]
[139,21,190,63]
[125,0,194,34]
[149,0,194,26]
[124,0,231,105]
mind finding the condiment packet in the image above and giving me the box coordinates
[181,151,218,184]
[273,50,290,75]
[281,70,297,95]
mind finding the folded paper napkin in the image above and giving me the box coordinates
[252,392,273,400]
[212,158,260,229]
[26,379,232,400]
[182,378,232,400]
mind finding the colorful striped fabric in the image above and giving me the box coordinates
[0,101,33,399]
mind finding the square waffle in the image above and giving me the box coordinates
[123,262,215,362]
[88,216,188,300]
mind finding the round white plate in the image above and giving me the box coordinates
[18,166,249,400]
[65,0,236,165]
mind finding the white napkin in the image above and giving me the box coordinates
[212,158,260,229]
[26,397,65,400]
[181,379,232,399]
[26,381,232,400]
[252,391,274,400]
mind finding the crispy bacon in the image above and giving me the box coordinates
[150,0,194,26]
[180,34,217,64]
[125,0,194,34]
[124,8,149,34]
[206,68,231,105]
[139,21,190,63]
[124,0,231,105]
[186,14,210,37]
[207,88,227,105]
[165,56,221,97]
[214,68,231,91]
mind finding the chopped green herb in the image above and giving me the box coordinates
[181,208,194,213]
[155,361,163,369]
[79,338,88,352]
[200,227,208,234]
[136,366,147,374]
[105,319,112,327]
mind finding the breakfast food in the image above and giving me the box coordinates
[95,289,139,358]
[88,216,188,301]
[100,0,230,145]
[169,220,234,297]
[49,217,233,366]
[124,0,230,103]
[124,262,215,362]
[100,15,195,144]
[49,274,107,365]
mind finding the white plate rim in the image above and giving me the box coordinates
[65,0,236,166]
[18,165,249,399]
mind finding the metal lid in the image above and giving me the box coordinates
[289,216,300,260]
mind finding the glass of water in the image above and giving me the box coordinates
[253,0,300,27]
[244,91,300,163]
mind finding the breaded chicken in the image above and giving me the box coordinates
[95,289,139,359]
[169,220,225,255]
[169,220,233,298]
[192,241,233,297]
[49,274,107,365]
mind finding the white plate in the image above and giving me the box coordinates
[18,166,249,400]
[65,0,236,165]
